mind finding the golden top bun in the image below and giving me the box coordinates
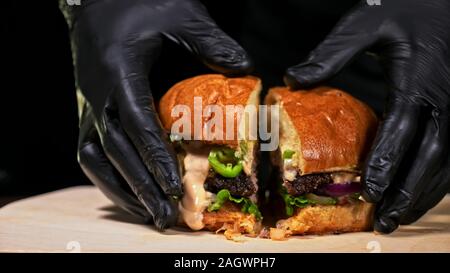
[159,74,261,147]
[266,86,378,175]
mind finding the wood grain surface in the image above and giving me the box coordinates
[0,186,449,253]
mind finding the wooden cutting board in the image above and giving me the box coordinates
[0,186,449,253]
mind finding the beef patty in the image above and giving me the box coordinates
[284,173,332,196]
[204,170,256,197]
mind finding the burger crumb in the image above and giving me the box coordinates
[258,227,271,239]
[224,229,246,242]
[270,228,289,241]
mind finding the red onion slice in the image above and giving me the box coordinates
[318,182,362,197]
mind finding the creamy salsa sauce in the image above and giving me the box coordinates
[179,144,214,230]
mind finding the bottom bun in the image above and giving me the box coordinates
[276,201,374,236]
[203,202,261,241]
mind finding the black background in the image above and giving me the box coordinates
[1,0,387,197]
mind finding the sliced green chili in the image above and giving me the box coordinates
[283,149,296,159]
[208,148,243,178]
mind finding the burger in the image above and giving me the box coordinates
[158,74,262,240]
[265,86,378,238]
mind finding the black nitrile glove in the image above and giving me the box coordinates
[59,0,252,230]
[284,0,450,233]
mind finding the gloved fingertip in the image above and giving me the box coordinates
[153,202,179,231]
[154,218,167,231]
[228,57,254,75]
[206,53,254,76]
[284,65,319,90]
[374,215,399,234]
[283,73,302,90]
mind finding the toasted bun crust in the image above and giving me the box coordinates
[266,86,378,174]
[276,202,374,235]
[202,202,260,240]
[159,74,261,147]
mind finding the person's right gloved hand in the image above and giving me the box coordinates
[59,0,252,230]
[284,0,450,234]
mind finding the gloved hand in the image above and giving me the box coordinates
[59,0,252,230]
[284,0,450,233]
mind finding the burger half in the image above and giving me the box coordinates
[158,74,262,240]
[265,86,378,237]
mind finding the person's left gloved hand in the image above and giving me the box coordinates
[284,0,450,233]
[59,0,252,230]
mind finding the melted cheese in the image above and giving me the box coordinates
[331,172,360,184]
[283,159,297,181]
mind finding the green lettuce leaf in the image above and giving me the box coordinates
[208,189,262,220]
[281,188,337,216]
